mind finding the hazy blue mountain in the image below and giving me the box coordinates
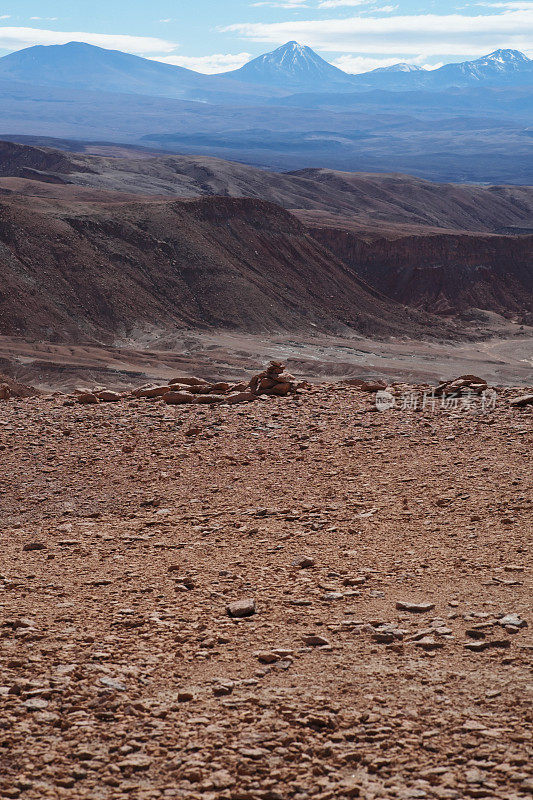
[372,63,425,73]
[0,42,531,184]
[218,41,356,92]
[0,42,530,104]
[0,41,279,102]
[348,49,533,91]
[429,49,533,88]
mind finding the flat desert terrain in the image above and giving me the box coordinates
[1,376,531,799]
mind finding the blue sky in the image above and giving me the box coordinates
[0,0,532,73]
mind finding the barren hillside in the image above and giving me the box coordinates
[0,193,449,342]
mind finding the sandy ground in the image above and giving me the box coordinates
[0,378,531,799]
[0,326,532,393]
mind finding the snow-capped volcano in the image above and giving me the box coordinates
[371,63,425,74]
[222,41,355,92]
[431,49,533,87]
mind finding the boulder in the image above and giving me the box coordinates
[194,394,225,404]
[77,392,99,404]
[185,384,214,394]
[168,376,209,387]
[435,375,488,396]
[225,391,256,404]
[132,385,171,398]
[344,378,387,392]
[211,382,231,393]
[0,384,11,401]
[96,390,122,402]
[162,391,196,405]
[510,394,533,408]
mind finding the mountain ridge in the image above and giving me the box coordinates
[0,41,531,101]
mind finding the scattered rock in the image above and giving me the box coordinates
[291,556,315,569]
[77,392,99,404]
[509,394,533,407]
[302,634,330,647]
[22,542,46,552]
[396,601,435,613]
[226,599,256,618]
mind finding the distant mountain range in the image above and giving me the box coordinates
[0,41,531,101]
[0,41,531,184]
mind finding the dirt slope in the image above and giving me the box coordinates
[1,141,533,234]
[0,193,450,342]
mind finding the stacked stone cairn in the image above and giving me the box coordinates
[74,362,298,405]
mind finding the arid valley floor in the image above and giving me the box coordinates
[1,376,531,799]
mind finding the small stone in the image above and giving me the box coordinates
[414,636,444,651]
[23,697,49,711]
[498,613,526,628]
[118,754,152,772]
[372,631,394,644]
[177,690,195,702]
[291,556,315,569]
[99,677,127,691]
[323,592,344,601]
[396,601,435,613]
[22,542,46,552]
[212,682,234,697]
[302,634,330,647]
[226,599,256,618]
[210,770,235,790]
[254,651,280,664]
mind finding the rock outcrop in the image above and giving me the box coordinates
[309,227,533,323]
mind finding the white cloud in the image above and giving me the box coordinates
[221,7,533,59]
[151,52,252,73]
[318,0,370,7]
[0,26,178,55]
[0,15,11,19]
[332,54,408,72]
[476,1,532,7]
[252,0,309,6]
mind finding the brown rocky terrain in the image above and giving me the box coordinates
[0,373,531,799]
[0,191,460,343]
[308,228,533,323]
[1,142,533,235]
[1,141,531,332]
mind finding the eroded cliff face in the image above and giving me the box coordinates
[309,227,533,322]
[0,194,454,342]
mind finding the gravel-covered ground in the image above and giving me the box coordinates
[1,382,531,800]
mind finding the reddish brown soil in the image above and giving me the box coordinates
[2,142,533,235]
[308,228,533,324]
[1,142,531,329]
[0,381,531,799]
[0,193,459,343]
